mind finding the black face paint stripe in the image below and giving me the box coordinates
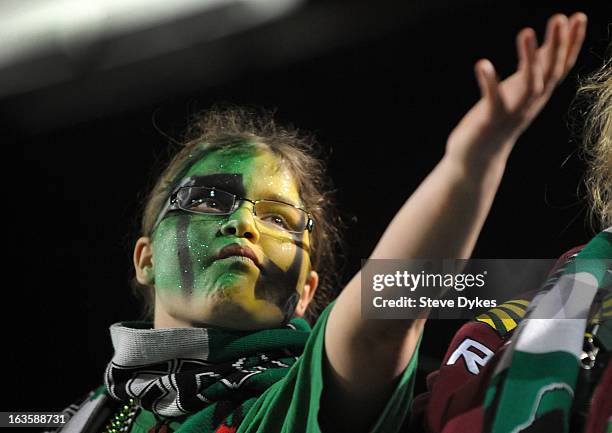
[281,293,301,324]
[184,174,246,198]
[176,214,194,295]
[153,143,253,225]
[254,230,306,323]
[296,211,306,234]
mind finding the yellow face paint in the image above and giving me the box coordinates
[152,144,312,329]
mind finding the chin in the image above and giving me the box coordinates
[186,297,284,330]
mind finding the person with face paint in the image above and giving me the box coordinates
[142,151,318,330]
[52,13,588,433]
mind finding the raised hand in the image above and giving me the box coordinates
[446,13,587,170]
[323,15,589,433]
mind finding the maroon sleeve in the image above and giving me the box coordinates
[409,321,503,433]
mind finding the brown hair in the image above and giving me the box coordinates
[576,53,612,230]
[134,107,344,324]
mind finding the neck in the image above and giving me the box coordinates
[153,298,194,329]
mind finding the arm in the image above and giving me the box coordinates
[320,13,587,433]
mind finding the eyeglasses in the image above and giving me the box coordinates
[155,186,314,234]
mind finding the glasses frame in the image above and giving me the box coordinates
[160,185,314,234]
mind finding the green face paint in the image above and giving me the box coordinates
[152,145,312,330]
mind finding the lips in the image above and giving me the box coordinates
[216,244,261,268]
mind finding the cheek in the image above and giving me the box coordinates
[151,219,182,290]
[151,216,222,292]
[294,232,312,294]
[259,228,311,270]
[260,234,297,270]
[187,218,223,263]
[258,230,312,294]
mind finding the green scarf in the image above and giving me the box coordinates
[104,316,311,432]
[483,228,612,433]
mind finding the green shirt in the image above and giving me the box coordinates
[130,300,420,433]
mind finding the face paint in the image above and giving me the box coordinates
[254,229,309,323]
[152,145,312,330]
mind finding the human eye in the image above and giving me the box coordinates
[256,201,302,231]
[180,188,230,213]
[260,214,291,230]
[191,197,223,212]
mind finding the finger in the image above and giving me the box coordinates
[540,14,569,88]
[475,59,500,106]
[562,12,587,77]
[516,27,542,102]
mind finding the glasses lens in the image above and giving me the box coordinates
[255,201,306,233]
[176,187,234,214]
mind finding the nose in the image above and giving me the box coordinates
[220,203,260,242]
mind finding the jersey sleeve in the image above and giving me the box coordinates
[236,299,421,433]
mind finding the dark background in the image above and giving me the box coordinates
[2,0,610,414]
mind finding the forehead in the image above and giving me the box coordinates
[183,146,302,205]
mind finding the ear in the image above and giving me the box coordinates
[134,236,155,285]
[294,270,319,318]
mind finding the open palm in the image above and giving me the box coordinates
[446,13,587,168]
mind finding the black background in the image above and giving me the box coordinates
[2,0,610,414]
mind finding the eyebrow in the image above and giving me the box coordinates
[257,192,301,207]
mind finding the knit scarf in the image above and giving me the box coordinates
[483,228,612,433]
[103,316,311,431]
